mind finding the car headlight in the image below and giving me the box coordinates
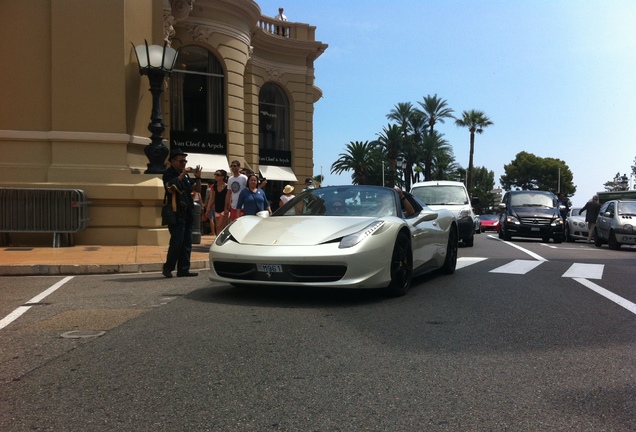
[458,209,471,219]
[505,215,520,224]
[339,221,385,249]
[552,218,563,226]
[623,224,633,232]
[215,222,236,246]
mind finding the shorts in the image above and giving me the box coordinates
[230,208,243,221]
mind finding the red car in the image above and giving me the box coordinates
[479,214,500,232]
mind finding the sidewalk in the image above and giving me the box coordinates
[0,236,215,276]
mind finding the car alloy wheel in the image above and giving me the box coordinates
[386,231,413,297]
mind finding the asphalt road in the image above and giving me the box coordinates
[1,234,635,431]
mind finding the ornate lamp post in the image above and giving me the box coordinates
[132,40,178,174]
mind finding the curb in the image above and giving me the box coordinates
[0,260,210,277]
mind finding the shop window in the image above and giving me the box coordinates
[171,46,224,134]
[259,83,289,151]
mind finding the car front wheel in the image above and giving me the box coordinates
[385,231,413,297]
[608,231,621,250]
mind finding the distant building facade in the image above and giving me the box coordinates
[0,0,327,246]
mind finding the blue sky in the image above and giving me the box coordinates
[256,0,636,205]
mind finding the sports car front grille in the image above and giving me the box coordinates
[519,217,552,225]
[213,261,347,283]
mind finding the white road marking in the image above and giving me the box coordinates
[573,277,636,316]
[456,257,488,270]
[490,259,544,274]
[562,263,604,280]
[488,235,547,261]
[0,276,74,330]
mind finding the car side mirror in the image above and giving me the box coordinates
[499,203,506,210]
[604,211,611,217]
[414,210,439,226]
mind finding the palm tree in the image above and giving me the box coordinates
[417,94,455,135]
[386,102,416,134]
[387,103,420,189]
[421,131,452,181]
[375,124,404,188]
[331,141,377,185]
[455,109,493,193]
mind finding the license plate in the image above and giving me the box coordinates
[531,227,540,232]
[257,264,283,273]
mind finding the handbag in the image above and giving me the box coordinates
[161,190,178,226]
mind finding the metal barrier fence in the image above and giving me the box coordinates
[0,188,90,247]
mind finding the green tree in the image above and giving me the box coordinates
[387,102,421,190]
[417,94,455,135]
[500,151,576,195]
[471,166,496,213]
[375,124,404,188]
[454,109,493,194]
[603,172,630,191]
[421,131,452,181]
[330,141,378,185]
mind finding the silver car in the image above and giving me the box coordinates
[564,207,589,242]
[594,199,636,250]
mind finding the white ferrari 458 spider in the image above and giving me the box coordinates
[209,185,458,296]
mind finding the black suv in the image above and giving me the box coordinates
[498,190,564,243]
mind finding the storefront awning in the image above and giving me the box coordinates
[259,165,298,182]
[184,154,230,178]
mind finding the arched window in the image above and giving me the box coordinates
[259,83,289,151]
[170,46,224,134]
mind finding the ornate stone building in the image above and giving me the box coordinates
[0,0,327,246]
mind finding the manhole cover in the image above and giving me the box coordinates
[4,247,34,251]
[60,330,106,339]
[83,247,101,251]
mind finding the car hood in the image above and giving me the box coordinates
[510,206,559,218]
[225,215,390,246]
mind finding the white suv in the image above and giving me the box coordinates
[411,181,475,247]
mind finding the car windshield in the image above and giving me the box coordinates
[618,201,636,215]
[510,192,555,207]
[480,214,498,221]
[570,207,584,217]
[411,185,467,205]
[273,185,401,217]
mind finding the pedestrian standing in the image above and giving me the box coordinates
[274,7,287,36]
[279,184,295,207]
[226,160,248,221]
[162,148,201,278]
[208,169,229,234]
[237,174,271,216]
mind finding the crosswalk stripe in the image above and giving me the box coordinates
[456,257,488,270]
[562,263,604,279]
[489,259,543,274]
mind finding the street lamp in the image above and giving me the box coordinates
[396,156,406,186]
[132,40,179,174]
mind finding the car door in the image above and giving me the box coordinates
[596,201,613,239]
